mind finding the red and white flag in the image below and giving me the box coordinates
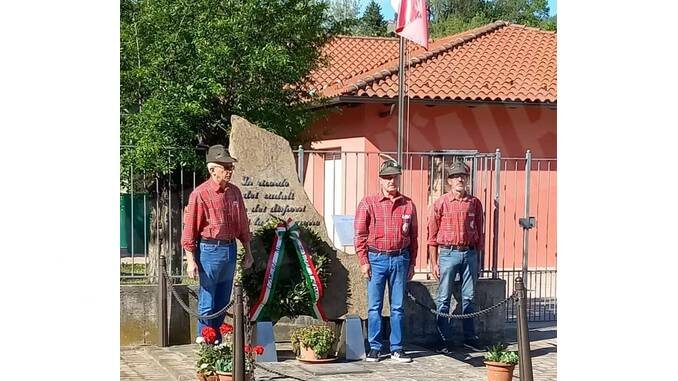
[395,0,429,49]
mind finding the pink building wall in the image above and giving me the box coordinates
[302,102,556,273]
[312,103,556,158]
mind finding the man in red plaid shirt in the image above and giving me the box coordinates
[427,161,484,353]
[181,145,254,342]
[354,159,418,363]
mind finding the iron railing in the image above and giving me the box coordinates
[120,146,556,321]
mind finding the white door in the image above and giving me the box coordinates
[323,154,343,249]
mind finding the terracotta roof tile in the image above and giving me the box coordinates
[308,21,556,103]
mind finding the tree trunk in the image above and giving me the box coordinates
[147,181,186,283]
[147,188,165,284]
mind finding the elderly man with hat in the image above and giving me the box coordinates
[354,159,418,363]
[181,144,254,341]
[427,161,484,353]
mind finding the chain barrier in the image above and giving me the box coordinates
[406,288,518,320]
[162,267,234,320]
[160,261,310,380]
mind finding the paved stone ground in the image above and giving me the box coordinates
[121,322,556,381]
[121,346,174,380]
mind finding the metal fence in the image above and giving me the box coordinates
[119,146,203,283]
[492,269,557,322]
[485,155,557,322]
[294,148,556,322]
[120,146,556,321]
[294,149,499,273]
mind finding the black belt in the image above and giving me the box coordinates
[201,238,235,245]
[368,247,409,256]
[439,244,474,251]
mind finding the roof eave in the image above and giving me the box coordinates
[307,95,557,110]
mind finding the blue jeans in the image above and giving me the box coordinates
[366,250,410,352]
[196,240,236,342]
[435,247,478,342]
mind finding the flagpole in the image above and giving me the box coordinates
[397,35,405,168]
[395,0,427,168]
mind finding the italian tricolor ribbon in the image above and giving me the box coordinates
[248,223,287,321]
[248,220,326,321]
[287,222,326,321]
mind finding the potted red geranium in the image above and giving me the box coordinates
[195,324,263,381]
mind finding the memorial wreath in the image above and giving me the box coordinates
[239,217,332,322]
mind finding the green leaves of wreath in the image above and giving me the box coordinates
[238,217,332,322]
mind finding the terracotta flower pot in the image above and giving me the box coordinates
[484,361,516,381]
[195,373,219,381]
[214,372,253,381]
[299,345,323,361]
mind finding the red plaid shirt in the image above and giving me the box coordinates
[427,192,484,248]
[354,193,418,266]
[181,179,251,253]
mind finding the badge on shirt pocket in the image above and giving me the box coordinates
[468,212,475,230]
[402,214,411,235]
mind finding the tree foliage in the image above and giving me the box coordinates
[120,0,337,175]
[357,0,388,37]
[323,0,390,37]
[490,0,551,25]
[327,0,361,21]
[429,0,487,21]
[429,0,556,38]
[324,0,362,34]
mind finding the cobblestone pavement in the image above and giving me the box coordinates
[120,346,174,381]
[121,322,556,381]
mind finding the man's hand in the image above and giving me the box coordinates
[241,242,254,269]
[186,256,198,280]
[407,265,415,281]
[360,263,371,280]
[428,245,439,280]
[242,252,254,269]
[432,263,440,280]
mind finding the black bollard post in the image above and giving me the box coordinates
[158,255,168,347]
[515,277,533,381]
[233,282,246,381]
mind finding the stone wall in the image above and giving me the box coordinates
[120,285,158,345]
[121,285,199,346]
[403,278,506,346]
[120,278,505,347]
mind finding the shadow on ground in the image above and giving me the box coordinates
[416,320,557,367]
[430,343,556,368]
[504,321,557,342]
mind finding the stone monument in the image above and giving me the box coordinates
[228,115,367,319]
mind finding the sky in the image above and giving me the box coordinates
[362,0,557,21]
